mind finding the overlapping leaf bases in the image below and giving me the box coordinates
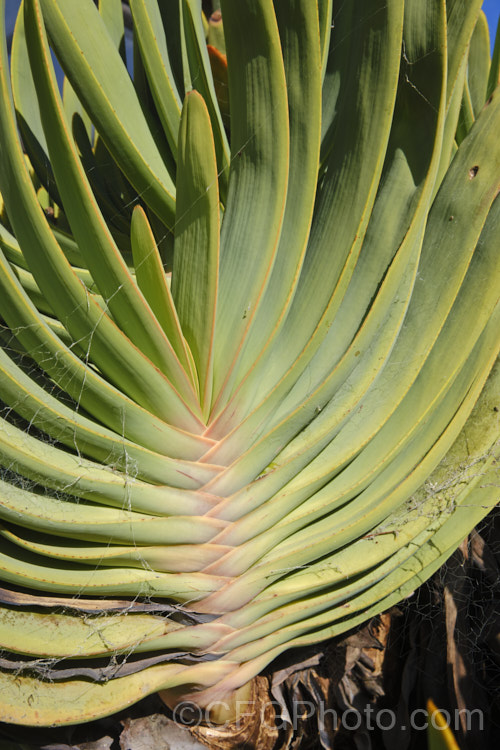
[0,0,499,726]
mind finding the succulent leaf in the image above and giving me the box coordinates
[0,0,498,728]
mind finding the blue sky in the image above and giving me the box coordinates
[483,0,500,49]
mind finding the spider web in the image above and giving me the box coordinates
[0,2,499,749]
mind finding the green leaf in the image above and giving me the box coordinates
[99,0,126,63]
[427,699,461,749]
[0,346,214,488]
[0,660,234,727]
[487,12,500,98]
[317,0,333,81]
[172,91,220,416]
[445,0,483,103]
[456,75,475,143]
[38,0,176,225]
[0,415,220,514]
[468,11,491,117]
[129,0,182,158]
[182,0,230,199]
[1,525,233,575]
[0,471,226,548]
[211,0,405,436]
[214,0,322,410]
[207,7,225,54]
[1,0,499,726]
[0,2,202,431]
[0,246,209,458]
[131,205,196,382]
[211,0,290,407]
[0,605,178,657]
[25,0,200,410]
[10,3,59,204]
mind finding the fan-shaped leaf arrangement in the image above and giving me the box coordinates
[0,0,499,727]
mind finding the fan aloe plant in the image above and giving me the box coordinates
[0,0,499,729]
